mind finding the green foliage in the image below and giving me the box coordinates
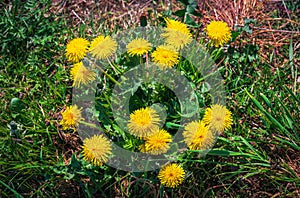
[0,0,71,196]
[0,0,299,197]
[175,0,201,27]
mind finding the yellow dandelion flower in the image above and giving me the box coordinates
[89,35,117,59]
[152,45,179,69]
[89,35,105,50]
[164,18,191,36]
[183,120,214,150]
[158,163,185,188]
[162,29,192,50]
[205,21,232,47]
[70,62,96,87]
[60,105,83,130]
[140,129,172,155]
[128,107,160,137]
[82,134,112,166]
[126,38,152,56]
[202,104,233,132]
[65,38,89,63]
[162,18,192,49]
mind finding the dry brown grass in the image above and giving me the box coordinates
[198,0,265,28]
[50,0,299,69]
[49,0,183,34]
[197,0,300,67]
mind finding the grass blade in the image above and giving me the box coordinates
[0,179,24,198]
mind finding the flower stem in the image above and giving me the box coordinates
[107,58,123,74]
[79,120,98,129]
[93,64,120,86]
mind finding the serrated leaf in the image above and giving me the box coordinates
[174,10,185,17]
[184,14,199,27]
[69,153,81,169]
[244,18,257,25]
[243,25,252,34]
[186,4,197,14]
[231,31,240,41]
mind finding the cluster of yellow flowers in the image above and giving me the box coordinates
[183,104,233,150]
[127,104,233,155]
[59,103,232,188]
[64,19,231,88]
[128,104,232,187]
[64,35,117,88]
[60,18,233,188]
[128,107,172,154]
[65,18,192,85]
[59,105,112,166]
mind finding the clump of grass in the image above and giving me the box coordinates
[0,0,73,196]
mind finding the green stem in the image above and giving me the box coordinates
[140,55,143,65]
[107,58,123,73]
[94,64,120,86]
[79,120,98,129]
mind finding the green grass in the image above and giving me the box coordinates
[0,0,72,196]
[0,0,299,197]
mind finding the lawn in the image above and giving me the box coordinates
[0,0,299,197]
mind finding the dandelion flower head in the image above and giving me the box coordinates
[60,105,83,130]
[140,129,172,155]
[126,38,152,56]
[164,18,191,36]
[183,120,214,150]
[158,163,185,188]
[70,62,96,88]
[152,45,179,69]
[162,18,192,49]
[65,38,89,62]
[128,107,160,138]
[82,134,112,166]
[202,104,233,132]
[205,21,231,47]
[89,35,117,59]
